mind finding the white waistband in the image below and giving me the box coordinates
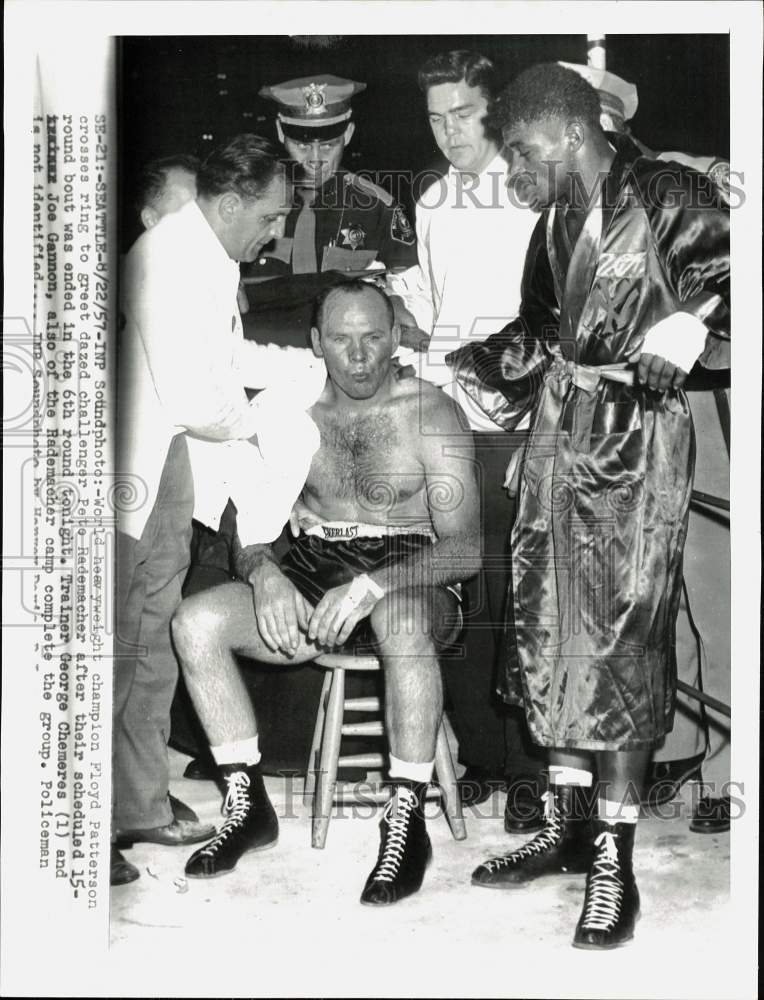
[304,521,436,542]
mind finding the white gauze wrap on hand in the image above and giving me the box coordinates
[640,311,709,375]
[336,573,386,623]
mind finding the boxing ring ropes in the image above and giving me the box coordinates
[585,34,731,722]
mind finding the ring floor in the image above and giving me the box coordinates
[108,749,733,998]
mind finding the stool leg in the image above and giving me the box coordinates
[434,720,467,841]
[312,669,345,849]
[304,670,333,807]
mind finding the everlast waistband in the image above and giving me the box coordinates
[304,521,437,542]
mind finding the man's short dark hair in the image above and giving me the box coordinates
[491,62,603,134]
[196,134,288,202]
[417,50,498,102]
[313,280,395,333]
[134,154,200,215]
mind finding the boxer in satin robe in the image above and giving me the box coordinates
[448,131,730,753]
[450,63,729,950]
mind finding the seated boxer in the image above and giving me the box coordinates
[171,280,480,905]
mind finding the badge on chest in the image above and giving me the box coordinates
[338,223,367,249]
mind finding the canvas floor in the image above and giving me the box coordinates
[107,749,732,999]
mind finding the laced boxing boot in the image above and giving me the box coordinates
[573,820,640,950]
[472,783,592,888]
[360,782,432,906]
[185,763,278,879]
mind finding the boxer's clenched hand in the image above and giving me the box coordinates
[249,561,313,656]
[634,352,689,392]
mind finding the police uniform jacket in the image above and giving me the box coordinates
[243,170,417,282]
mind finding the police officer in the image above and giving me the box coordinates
[240,74,418,346]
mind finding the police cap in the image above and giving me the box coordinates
[558,61,638,132]
[259,74,366,142]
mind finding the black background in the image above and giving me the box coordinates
[120,33,729,247]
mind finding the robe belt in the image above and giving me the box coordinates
[506,358,635,498]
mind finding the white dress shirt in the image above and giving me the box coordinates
[119,200,325,542]
[389,152,538,430]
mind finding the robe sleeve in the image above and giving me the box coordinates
[445,215,558,430]
[642,163,730,359]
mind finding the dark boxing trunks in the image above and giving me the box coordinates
[279,532,433,607]
[278,530,435,652]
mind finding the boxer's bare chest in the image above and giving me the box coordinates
[305,405,427,522]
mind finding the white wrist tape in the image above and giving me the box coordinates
[352,573,385,602]
[336,573,386,623]
[640,311,708,375]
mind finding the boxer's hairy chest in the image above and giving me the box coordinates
[305,407,427,521]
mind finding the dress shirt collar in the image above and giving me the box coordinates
[447,150,508,188]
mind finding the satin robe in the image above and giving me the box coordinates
[447,136,730,750]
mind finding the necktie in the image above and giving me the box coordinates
[292,187,318,274]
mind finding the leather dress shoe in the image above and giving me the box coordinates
[690,795,731,834]
[504,777,546,834]
[183,756,217,781]
[457,766,504,807]
[110,846,139,885]
[640,754,704,808]
[169,793,200,822]
[116,816,216,848]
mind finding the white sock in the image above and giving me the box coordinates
[599,796,639,825]
[389,754,434,784]
[549,765,593,788]
[211,736,261,767]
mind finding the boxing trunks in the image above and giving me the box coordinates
[278,522,445,651]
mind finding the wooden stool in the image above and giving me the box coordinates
[305,651,467,849]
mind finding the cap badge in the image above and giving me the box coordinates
[302,82,327,115]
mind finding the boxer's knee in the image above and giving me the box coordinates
[172,592,228,665]
[371,587,436,653]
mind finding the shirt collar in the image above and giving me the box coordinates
[447,150,508,185]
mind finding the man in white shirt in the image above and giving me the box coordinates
[389,51,544,821]
[114,135,324,884]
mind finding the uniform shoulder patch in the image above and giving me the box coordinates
[707,158,731,204]
[346,171,394,206]
[390,204,415,245]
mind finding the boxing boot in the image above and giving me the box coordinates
[360,782,432,906]
[472,783,592,888]
[573,820,640,950]
[185,763,278,878]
